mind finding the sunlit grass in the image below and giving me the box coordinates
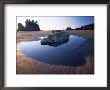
[16,30,94,74]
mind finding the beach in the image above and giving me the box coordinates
[16,30,94,74]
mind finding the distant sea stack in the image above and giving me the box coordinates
[17,23,25,31]
[25,19,40,31]
[17,19,40,31]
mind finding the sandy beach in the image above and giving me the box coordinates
[16,30,94,74]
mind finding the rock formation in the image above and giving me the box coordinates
[25,19,40,31]
[41,30,70,44]
[17,19,40,31]
[17,23,25,31]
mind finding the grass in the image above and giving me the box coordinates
[16,49,94,74]
[16,30,94,74]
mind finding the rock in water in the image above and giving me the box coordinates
[41,31,70,44]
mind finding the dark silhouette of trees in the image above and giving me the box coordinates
[65,23,94,30]
[17,19,40,31]
[66,27,72,30]
[17,23,25,31]
[79,23,94,30]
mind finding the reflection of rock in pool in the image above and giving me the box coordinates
[44,39,69,47]
[17,35,87,66]
[41,30,70,45]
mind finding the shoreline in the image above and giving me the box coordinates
[17,49,94,74]
[16,30,94,74]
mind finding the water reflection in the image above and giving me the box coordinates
[17,35,91,66]
[41,38,69,47]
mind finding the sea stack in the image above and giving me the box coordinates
[41,30,70,44]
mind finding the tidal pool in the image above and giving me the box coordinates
[17,35,92,66]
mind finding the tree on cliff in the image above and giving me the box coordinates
[17,19,40,31]
[25,19,40,31]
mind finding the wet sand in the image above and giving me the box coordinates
[16,30,94,74]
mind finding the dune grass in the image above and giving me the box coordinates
[16,30,94,74]
[16,49,94,74]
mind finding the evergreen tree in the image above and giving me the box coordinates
[25,19,40,31]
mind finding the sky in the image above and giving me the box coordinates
[17,16,94,30]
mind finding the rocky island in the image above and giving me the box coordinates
[41,30,70,45]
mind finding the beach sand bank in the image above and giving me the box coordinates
[16,30,94,74]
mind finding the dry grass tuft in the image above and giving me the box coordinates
[16,50,94,74]
[16,31,94,74]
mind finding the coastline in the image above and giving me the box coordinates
[16,30,94,74]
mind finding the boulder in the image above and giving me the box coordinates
[41,31,70,44]
[17,23,25,31]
